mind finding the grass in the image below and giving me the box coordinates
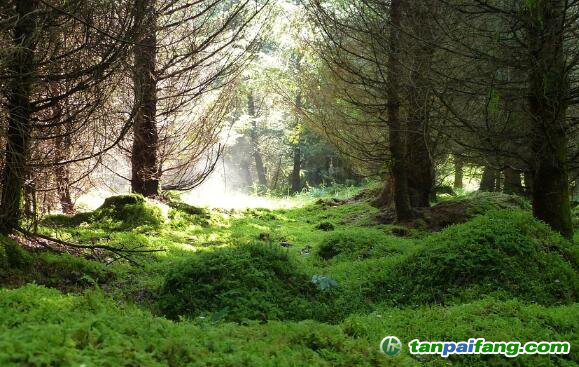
[0,185,577,366]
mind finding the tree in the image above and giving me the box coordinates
[428,0,577,237]
[248,92,268,188]
[128,0,268,197]
[524,0,573,238]
[0,0,137,233]
[386,0,413,220]
[0,0,39,232]
[131,0,159,197]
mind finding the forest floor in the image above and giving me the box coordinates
[0,185,577,366]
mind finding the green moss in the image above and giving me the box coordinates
[158,243,326,322]
[93,195,163,228]
[316,228,404,261]
[15,183,577,366]
[315,221,335,231]
[41,212,93,227]
[0,285,576,367]
[0,235,31,273]
[41,195,164,230]
[31,253,115,290]
[460,191,530,215]
[376,209,578,305]
[342,297,579,367]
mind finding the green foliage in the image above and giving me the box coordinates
[316,228,403,261]
[158,243,324,322]
[377,210,577,305]
[165,195,210,228]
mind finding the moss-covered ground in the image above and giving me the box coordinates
[0,186,577,366]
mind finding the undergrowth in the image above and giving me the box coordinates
[0,185,577,366]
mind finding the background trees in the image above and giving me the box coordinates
[303,0,577,237]
[0,0,139,233]
[0,0,575,238]
[128,0,268,196]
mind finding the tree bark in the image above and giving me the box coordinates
[525,0,573,238]
[387,0,413,221]
[271,156,282,191]
[373,176,394,208]
[248,92,267,189]
[23,174,36,219]
[131,0,159,198]
[406,75,434,207]
[495,171,502,192]
[290,94,302,193]
[523,170,534,197]
[503,168,523,196]
[453,156,464,189]
[405,2,435,208]
[0,0,38,234]
[479,166,496,191]
[54,159,75,215]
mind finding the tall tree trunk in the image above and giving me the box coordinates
[406,73,434,207]
[387,0,413,221]
[453,156,464,189]
[290,94,302,193]
[131,0,159,198]
[479,166,496,191]
[503,168,523,196]
[271,156,282,190]
[0,0,38,234]
[525,0,572,238]
[406,3,435,208]
[248,92,267,188]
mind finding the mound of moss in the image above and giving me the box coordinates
[158,243,323,322]
[415,191,531,230]
[41,212,93,227]
[166,200,211,228]
[377,210,578,305]
[93,195,163,228]
[42,195,163,229]
[316,229,403,261]
[0,236,31,278]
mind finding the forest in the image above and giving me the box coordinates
[0,0,578,365]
